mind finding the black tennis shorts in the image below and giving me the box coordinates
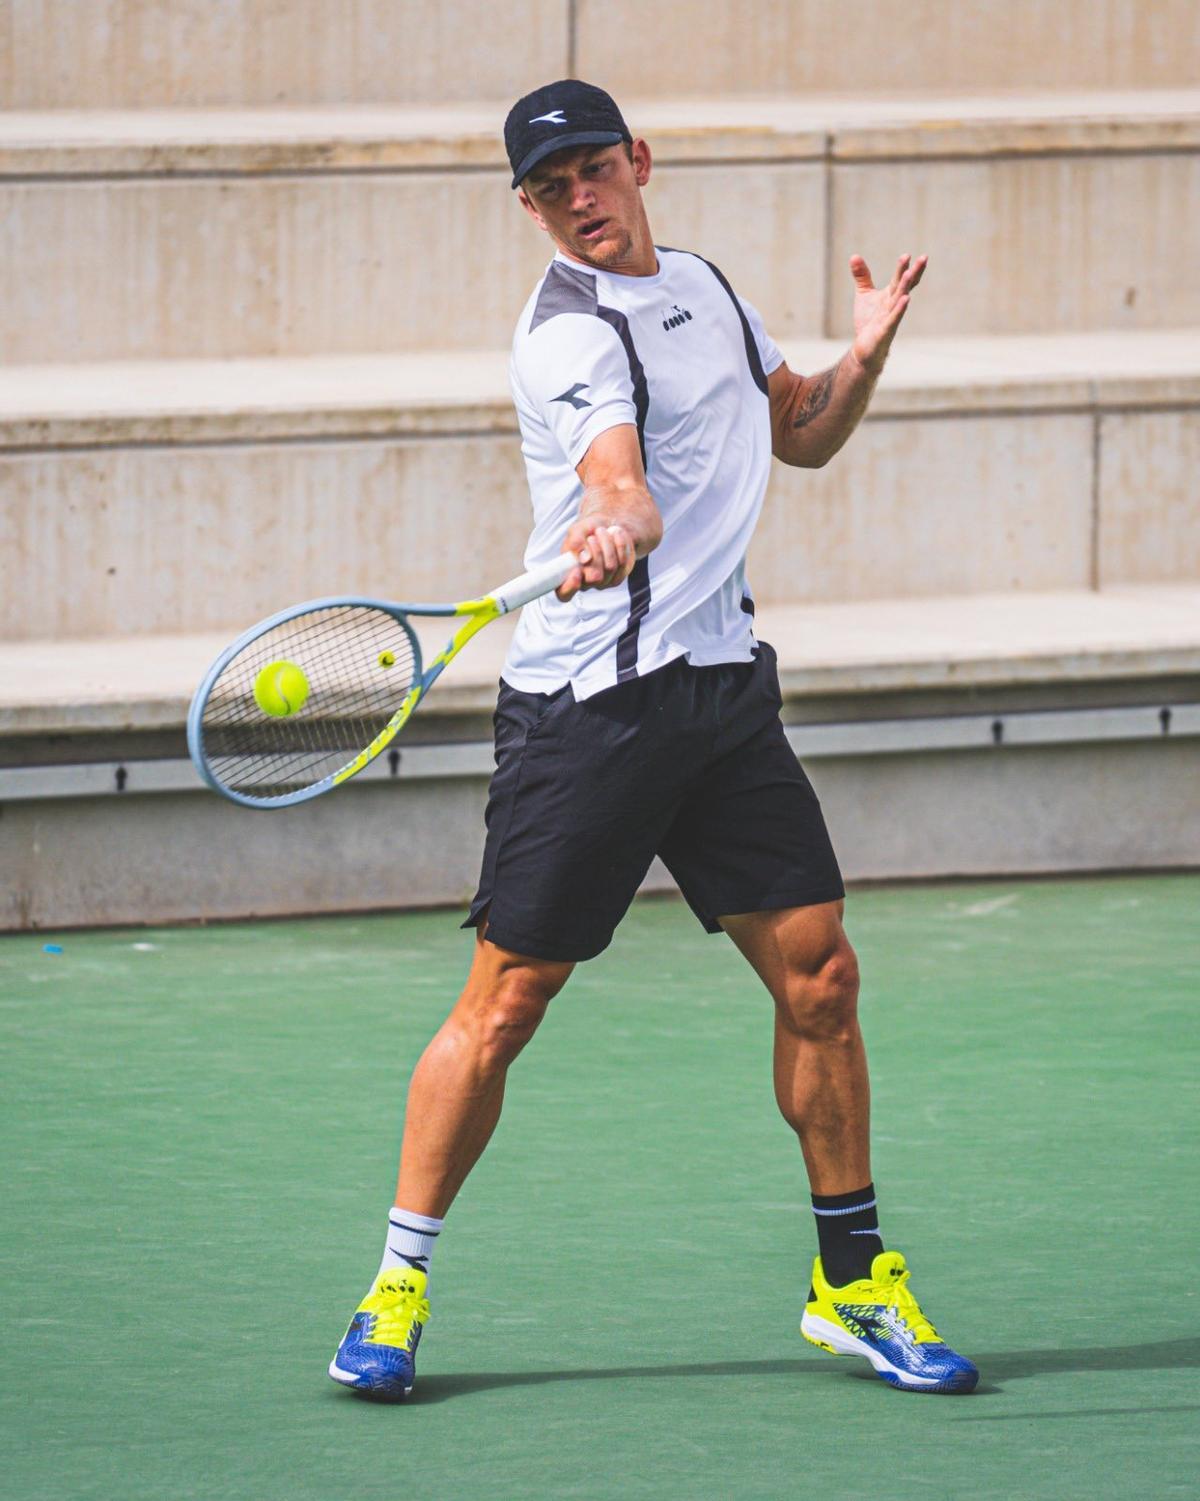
[464,641,844,962]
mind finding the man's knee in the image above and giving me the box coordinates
[777,941,861,1041]
[479,972,553,1063]
[462,951,571,1066]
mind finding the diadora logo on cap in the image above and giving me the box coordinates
[662,304,693,331]
[530,110,567,125]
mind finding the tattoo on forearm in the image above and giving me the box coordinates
[791,362,839,429]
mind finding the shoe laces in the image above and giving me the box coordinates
[364,1274,430,1345]
[882,1267,939,1343]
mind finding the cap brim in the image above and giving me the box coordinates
[511,131,625,189]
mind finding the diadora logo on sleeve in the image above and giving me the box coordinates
[551,382,591,409]
[530,110,567,125]
[662,304,693,331]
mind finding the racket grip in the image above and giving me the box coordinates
[490,553,579,614]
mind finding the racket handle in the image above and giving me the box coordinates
[490,553,579,614]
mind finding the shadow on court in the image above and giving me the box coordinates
[975,1335,1199,1381]
[408,1357,815,1402]
[401,1336,1198,1404]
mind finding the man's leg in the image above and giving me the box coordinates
[722,899,978,1393]
[395,924,574,1217]
[329,926,571,1400]
[720,900,868,1195]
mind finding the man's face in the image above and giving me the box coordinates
[518,140,654,273]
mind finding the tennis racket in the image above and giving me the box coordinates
[187,553,576,808]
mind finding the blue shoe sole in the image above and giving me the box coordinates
[803,1312,978,1394]
[877,1366,979,1394]
[343,1382,413,1403]
[329,1359,414,1402]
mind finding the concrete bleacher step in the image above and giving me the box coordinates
[5,585,1200,740]
[2,329,1197,642]
[3,91,1198,362]
[3,583,1198,929]
[579,0,1200,99]
[5,0,1197,108]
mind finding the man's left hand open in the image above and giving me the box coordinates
[849,252,927,376]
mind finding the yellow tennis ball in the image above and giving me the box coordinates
[378,650,396,668]
[253,660,310,717]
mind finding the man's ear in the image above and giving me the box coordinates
[518,188,547,231]
[631,138,652,188]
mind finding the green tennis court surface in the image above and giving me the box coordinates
[3,875,1197,1500]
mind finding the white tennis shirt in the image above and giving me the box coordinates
[504,246,783,699]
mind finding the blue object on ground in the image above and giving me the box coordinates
[42,943,63,955]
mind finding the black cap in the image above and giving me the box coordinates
[505,79,632,189]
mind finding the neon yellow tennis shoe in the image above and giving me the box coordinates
[328,1267,429,1402]
[802,1250,978,1393]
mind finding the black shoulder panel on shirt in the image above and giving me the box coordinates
[529,259,599,331]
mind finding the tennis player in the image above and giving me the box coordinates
[331,80,978,1400]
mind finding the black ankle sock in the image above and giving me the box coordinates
[811,1182,884,1287]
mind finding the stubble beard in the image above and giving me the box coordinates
[572,223,635,271]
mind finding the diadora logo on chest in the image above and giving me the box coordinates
[661,304,694,331]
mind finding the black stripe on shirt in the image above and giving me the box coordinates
[594,305,651,680]
[661,247,770,398]
[615,557,652,682]
[595,305,649,468]
[526,260,653,682]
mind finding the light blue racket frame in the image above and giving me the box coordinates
[188,555,574,810]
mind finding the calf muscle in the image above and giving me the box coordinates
[395,932,573,1217]
[722,903,872,1195]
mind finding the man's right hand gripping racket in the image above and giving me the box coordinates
[187,554,577,808]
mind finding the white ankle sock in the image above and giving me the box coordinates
[379,1207,443,1284]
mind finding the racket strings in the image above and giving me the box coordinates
[199,606,419,800]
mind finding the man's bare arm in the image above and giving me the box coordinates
[769,252,928,469]
[769,353,879,468]
[557,423,663,601]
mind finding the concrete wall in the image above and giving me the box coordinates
[753,412,1096,605]
[0,1,568,108]
[3,734,1196,930]
[5,144,1197,363]
[816,738,1200,881]
[0,776,486,930]
[0,160,833,363]
[826,152,1200,340]
[4,0,1197,106]
[1098,411,1200,586]
[9,396,1197,641]
[577,1,1200,98]
[0,435,530,639]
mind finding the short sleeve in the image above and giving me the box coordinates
[738,295,784,378]
[513,314,639,467]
